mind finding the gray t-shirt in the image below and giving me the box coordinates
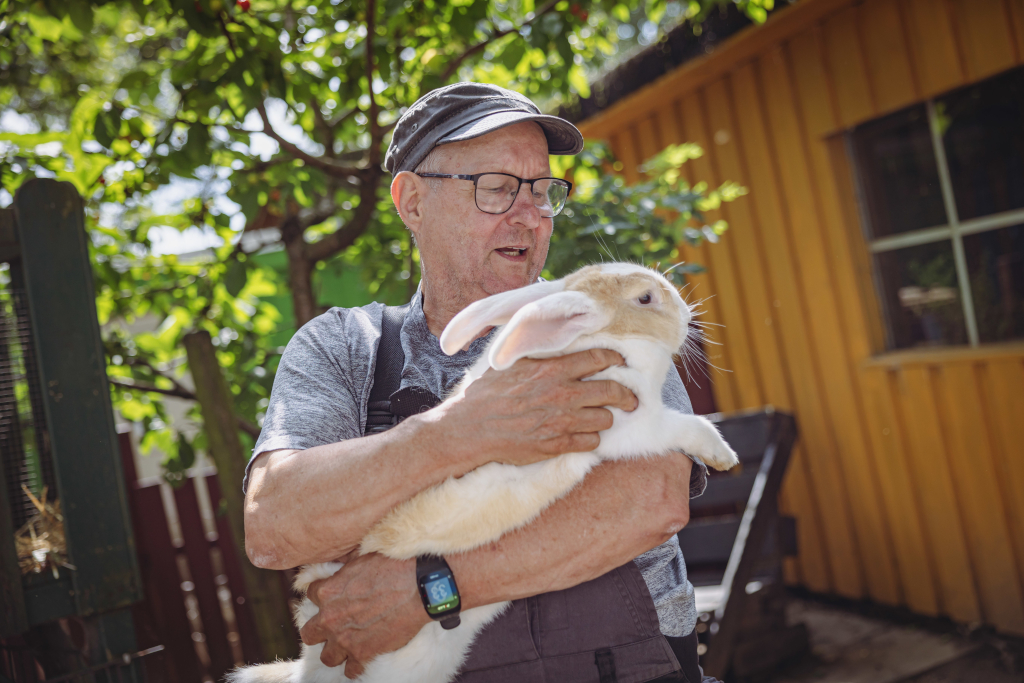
[246,291,707,637]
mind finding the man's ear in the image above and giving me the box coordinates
[391,171,428,234]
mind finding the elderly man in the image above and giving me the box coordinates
[243,82,716,683]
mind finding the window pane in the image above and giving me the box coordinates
[939,66,1024,222]
[853,105,947,238]
[964,223,1024,343]
[876,241,967,348]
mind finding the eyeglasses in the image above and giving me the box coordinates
[416,172,573,218]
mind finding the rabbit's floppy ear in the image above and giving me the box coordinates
[489,291,609,370]
[440,279,565,355]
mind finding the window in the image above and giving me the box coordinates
[851,66,1024,349]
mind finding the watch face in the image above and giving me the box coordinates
[420,570,460,615]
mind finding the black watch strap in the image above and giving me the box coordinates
[416,555,461,630]
[415,554,448,574]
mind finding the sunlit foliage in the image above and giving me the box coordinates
[0,0,763,478]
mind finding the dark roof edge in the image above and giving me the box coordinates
[558,4,784,125]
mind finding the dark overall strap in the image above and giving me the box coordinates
[364,304,441,435]
[364,305,410,435]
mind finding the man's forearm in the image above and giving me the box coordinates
[245,350,638,570]
[448,453,693,609]
[245,407,478,568]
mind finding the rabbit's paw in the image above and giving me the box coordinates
[701,434,739,471]
[679,416,739,472]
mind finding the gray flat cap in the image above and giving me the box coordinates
[384,82,584,174]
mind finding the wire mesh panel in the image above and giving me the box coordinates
[0,180,140,656]
[0,262,57,532]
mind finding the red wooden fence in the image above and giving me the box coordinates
[119,431,297,683]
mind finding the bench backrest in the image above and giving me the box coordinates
[677,408,797,581]
[675,408,800,678]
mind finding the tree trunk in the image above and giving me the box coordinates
[182,330,299,662]
[283,217,318,329]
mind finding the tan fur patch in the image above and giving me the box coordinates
[563,265,686,349]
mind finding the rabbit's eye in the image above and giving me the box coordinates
[638,292,653,305]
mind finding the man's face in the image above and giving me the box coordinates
[413,122,553,302]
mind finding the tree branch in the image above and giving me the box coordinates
[299,201,340,231]
[437,0,561,83]
[311,98,334,157]
[126,357,194,398]
[218,12,241,58]
[248,156,292,174]
[108,377,262,439]
[236,417,262,440]
[109,377,195,400]
[299,0,387,266]
[330,106,364,130]
[365,0,381,166]
[255,99,365,178]
[305,166,383,262]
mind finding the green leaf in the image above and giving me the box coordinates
[555,33,574,66]
[119,70,152,93]
[0,132,65,147]
[224,259,248,296]
[529,25,548,49]
[182,124,211,168]
[450,10,476,40]
[499,41,526,71]
[374,42,392,82]
[93,107,123,149]
[177,432,196,470]
[41,0,69,19]
[26,14,64,42]
[180,2,220,37]
[66,1,94,33]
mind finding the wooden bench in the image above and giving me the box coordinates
[677,407,809,680]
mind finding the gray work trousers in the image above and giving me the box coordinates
[454,560,719,683]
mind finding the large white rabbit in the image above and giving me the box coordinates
[229,262,739,683]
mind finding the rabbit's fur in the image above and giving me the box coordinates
[228,263,738,683]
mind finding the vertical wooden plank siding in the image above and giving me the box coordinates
[859,0,921,114]
[980,360,1024,592]
[634,114,662,164]
[821,6,877,127]
[950,0,1018,80]
[578,0,1024,635]
[676,95,764,412]
[936,364,1024,634]
[1008,0,1024,60]
[758,46,890,602]
[655,104,685,148]
[701,78,832,592]
[736,60,869,598]
[782,31,907,607]
[627,113,741,409]
[860,369,939,614]
[901,0,967,97]
[894,364,983,624]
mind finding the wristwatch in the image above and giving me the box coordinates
[415,555,461,629]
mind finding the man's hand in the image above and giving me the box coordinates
[300,554,428,678]
[434,348,638,468]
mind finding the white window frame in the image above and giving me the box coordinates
[847,96,1024,349]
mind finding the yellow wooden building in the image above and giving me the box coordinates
[577,0,1024,636]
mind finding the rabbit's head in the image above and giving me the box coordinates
[441,263,692,370]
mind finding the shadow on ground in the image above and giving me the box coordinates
[755,595,1024,683]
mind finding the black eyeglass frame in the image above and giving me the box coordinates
[415,172,573,218]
